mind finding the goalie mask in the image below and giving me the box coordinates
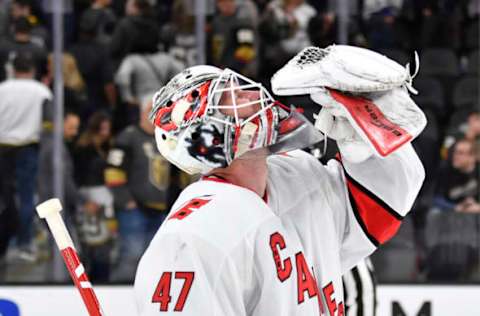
[150,66,322,175]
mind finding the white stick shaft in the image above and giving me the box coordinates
[44,212,74,250]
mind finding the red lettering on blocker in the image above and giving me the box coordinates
[328,88,412,157]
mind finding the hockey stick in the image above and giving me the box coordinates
[36,198,104,316]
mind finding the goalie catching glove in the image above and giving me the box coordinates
[271,45,427,163]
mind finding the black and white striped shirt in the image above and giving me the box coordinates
[343,257,377,316]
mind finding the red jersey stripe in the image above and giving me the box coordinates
[345,173,403,246]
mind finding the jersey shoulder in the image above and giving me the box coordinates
[269,150,325,171]
[157,180,274,253]
[267,150,335,187]
[266,150,346,214]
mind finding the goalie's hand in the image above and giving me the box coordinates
[314,103,374,163]
[311,86,426,163]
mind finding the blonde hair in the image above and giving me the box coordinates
[48,53,86,93]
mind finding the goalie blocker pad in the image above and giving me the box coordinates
[312,88,427,158]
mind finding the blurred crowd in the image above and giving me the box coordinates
[0,0,478,283]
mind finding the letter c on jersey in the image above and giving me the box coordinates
[269,232,292,282]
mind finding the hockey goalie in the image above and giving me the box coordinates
[134,45,426,316]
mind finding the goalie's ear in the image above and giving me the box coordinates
[271,45,412,96]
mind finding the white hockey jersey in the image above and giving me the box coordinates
[134,145,424,316]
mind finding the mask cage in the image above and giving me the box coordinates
[206,68,277,129]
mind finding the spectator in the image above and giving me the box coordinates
[106,100,175,281]
[167,0,198,67]
[73,111,115,281]
[79,0,117,46]
[110,0,160,69]
[442,110,480,161]
[74,111,113,200]
[70,16,117,120]
[307,11,337,48]
[237,0,260,20]
[153,0,176,27]
[209,0,259,78]
[0,52,52,261]
[38,111,82,215]
[43,50,87,133]
[43,53,88,117]
[417,0,463,50]
[426,138,479,282]
[259,0,316,80]
[114,48,183,129]
[363,0,410,50]
[433,139,480,213]
[38,110,117,270]
[363,0,404,21]
[115,51,183,109]
[0,146,18,264]
[308,1,366,48]
[0,16,47,81]
[166,0,218,66]
[262,0,316,54]
[7,0,48,47]
[465,111,480,161]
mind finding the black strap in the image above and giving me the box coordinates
[141,55,164,84]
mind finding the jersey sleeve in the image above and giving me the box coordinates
[134,232,249,316]
[325,144,425,273]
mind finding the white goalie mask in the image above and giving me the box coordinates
[150,66,322,175]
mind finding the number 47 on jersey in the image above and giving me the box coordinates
[152,271,195,312]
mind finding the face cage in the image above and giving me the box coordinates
[206,68,278,129]
[222,105,280,165]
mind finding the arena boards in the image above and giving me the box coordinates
[0,285,477,316]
